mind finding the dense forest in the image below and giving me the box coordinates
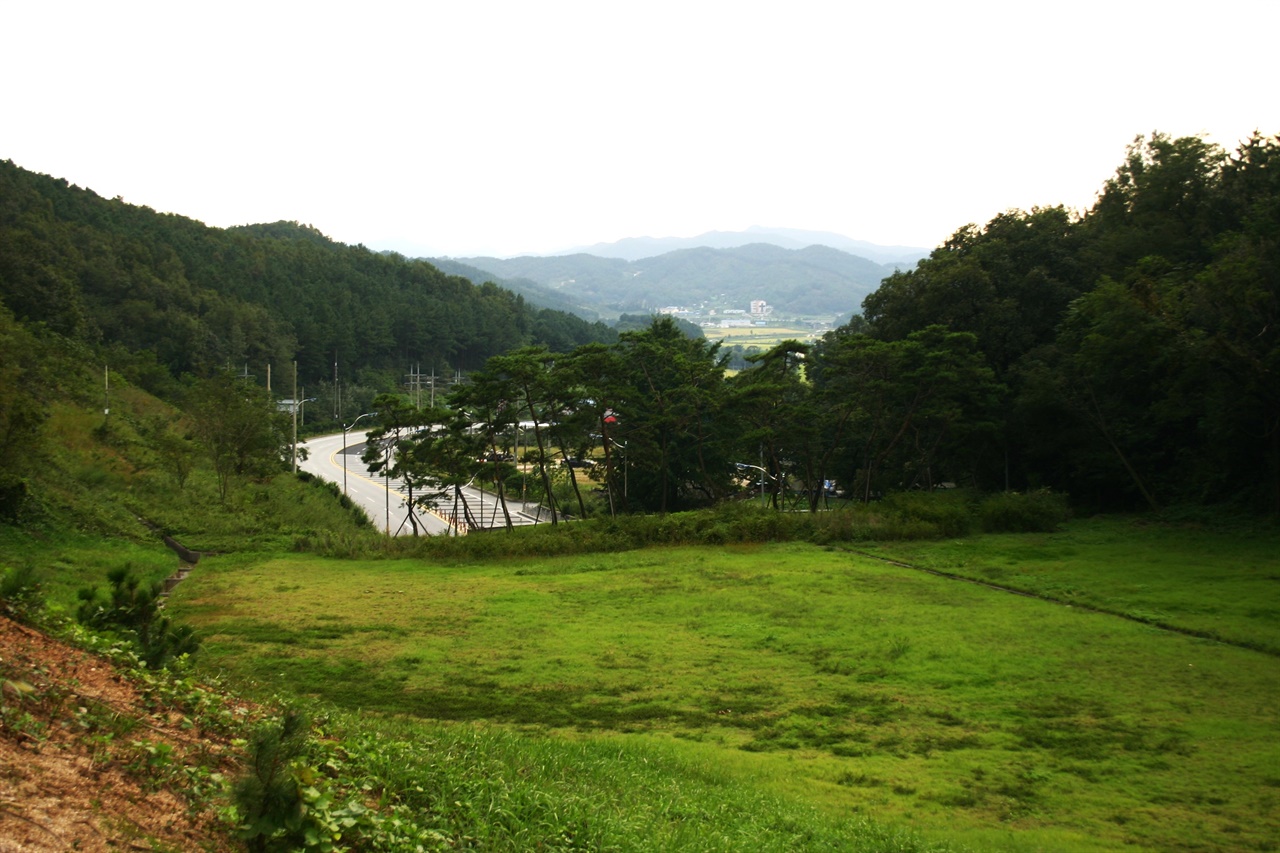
[0,159,616,408]
[859,132,1279,510]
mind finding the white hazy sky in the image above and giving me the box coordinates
[3,1,1274,258]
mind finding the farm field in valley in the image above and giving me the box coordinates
[171,521,1280,852]
[707,324,829,350]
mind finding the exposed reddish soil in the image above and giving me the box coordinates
[0,616,238,851]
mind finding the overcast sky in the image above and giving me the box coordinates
[3,1,1274,258]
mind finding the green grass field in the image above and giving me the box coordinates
[171,521,1280,852]
[859,517,1280,653]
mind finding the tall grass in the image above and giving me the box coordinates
[296,490,1072,564]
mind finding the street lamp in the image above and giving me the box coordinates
[735,462,773,507]
[290,396,316,473]
[342,412,376,496]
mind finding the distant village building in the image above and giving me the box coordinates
[750,300,773,316]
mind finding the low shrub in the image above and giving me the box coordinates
[298,487,1077,561]
[881,490,975,537]
[0,563,44,623]
[77,566,200,669]
[978,489,1071,533]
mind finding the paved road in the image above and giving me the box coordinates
[299,433,546,536]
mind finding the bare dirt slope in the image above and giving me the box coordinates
[0,616,237,851]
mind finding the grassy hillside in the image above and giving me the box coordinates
[171,528,1280,852]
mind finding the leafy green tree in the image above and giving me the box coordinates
[403,408,488,533]
[233,710,311,852]
[1084,132,1228,272]
[475,347,564,522]
[817,327,1002,500]
[0,306,45,519]
[360,394,438,535]
[729,341,819,509]
[187,370,289,502]
[443,377,521,530]
[560,343,627,515]
[76,567,200,669]
[611,318,733,512]
[864,206,1090,380]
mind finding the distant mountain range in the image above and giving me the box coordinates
[431,230,928,319]
[565,226,929,266]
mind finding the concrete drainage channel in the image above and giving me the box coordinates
[159,535,201,597]
[136,517,202,599]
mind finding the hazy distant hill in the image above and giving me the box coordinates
[566,226,929,266]
[446,242,908,316]
[426,257,603,322]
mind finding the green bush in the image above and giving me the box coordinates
[233,710,313,852]
[979,489,1071,533]
[302,491,1039,563]
[0,563,44,623]
[881,490,975,537]
[76,566,201,669]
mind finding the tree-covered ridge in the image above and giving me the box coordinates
[0,160,616,390]
[862,132,1280,511]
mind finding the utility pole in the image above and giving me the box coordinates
[291,361,298,473]
[103,365,110,425]
[405,364,424,409]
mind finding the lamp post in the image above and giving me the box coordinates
[290,395,316,473]
[342,412,376,496]
[735,462,773,507]
[610,437,629,510]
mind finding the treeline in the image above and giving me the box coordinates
[0,160,616,400]
[394,133,1279,516]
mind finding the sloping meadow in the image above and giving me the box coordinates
[172,534,1280,852]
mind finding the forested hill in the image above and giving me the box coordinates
[854,132,1280,511]
[0,160,615,389]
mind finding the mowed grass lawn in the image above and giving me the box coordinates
[173,532,1280,852]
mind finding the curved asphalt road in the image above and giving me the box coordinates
[299,432,450,536]
[299,433,546,536]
